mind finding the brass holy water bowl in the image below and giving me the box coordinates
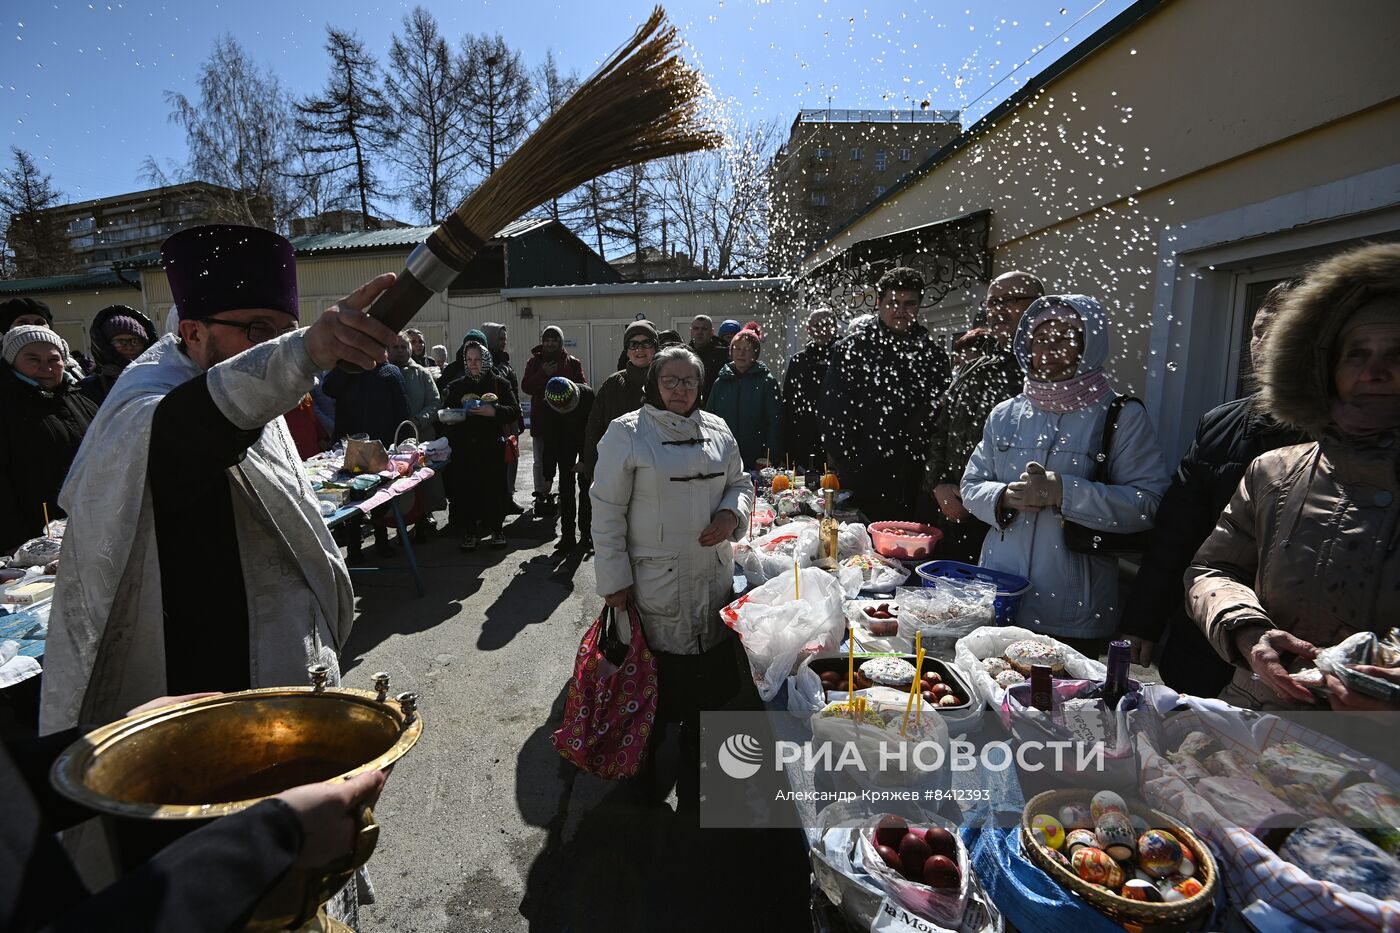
[50,667,422,932]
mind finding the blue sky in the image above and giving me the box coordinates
[3,0,1134,204]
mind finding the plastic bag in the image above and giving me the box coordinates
[722,567,844,699]
[839,522,872,558]
[733,521,819,586]
[838,553,910,596]
[953,626,1106,710]
[857,812,971,928]
[896,581,996,656]
[11,536,62,569]
[810,694,949,791]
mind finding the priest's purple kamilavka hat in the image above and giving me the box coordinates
[161,224,299,321]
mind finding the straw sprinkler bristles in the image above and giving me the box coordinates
[430,6,721,267]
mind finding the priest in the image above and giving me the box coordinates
[42,225,398,733]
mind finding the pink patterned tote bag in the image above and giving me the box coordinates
[552,604,659,779]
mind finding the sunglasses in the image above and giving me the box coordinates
[626,339,658,351]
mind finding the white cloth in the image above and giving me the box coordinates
[40,331,355,733]
[590,404,753,654]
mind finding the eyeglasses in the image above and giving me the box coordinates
[626,339,658,351]
[203,317,297,343]
[983,294,1040,311]
[111,336,147,350]
[659,375,700,390]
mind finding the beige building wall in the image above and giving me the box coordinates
[799,0,1400,456]
[39,286,145,355]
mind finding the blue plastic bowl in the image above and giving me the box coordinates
[915,560,1031,627]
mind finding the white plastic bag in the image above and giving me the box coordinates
[952,626,1106,710]
[857,812,972,929]
[733,520,819,586]
[838,553,911,597]
[722,566,844,700]
[839,521,872,558]
[809,694,949,790]
[895,581,996,656]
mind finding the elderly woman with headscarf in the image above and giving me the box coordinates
[442,339,519,550]
[1187,243,1400,711]
[961,295,1170,656]
[79,305,158,406]
[590,345,754,810]
[0,326,99,552]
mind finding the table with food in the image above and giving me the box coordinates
[717,467,1400,933]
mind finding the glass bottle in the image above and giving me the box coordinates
[818,488,840,570]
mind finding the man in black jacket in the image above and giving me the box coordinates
[781,308,837,474]
[1118,280,1307,696]
[536,377,595,551]
[688,314,729,401]
[820,267,952,521]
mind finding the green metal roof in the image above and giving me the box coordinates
[114,217,558,267]
[0,267,139,295]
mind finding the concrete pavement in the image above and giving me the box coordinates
[349,446,810,933]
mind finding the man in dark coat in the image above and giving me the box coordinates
[1119,279,1308,696]
[2,705,383,933]
[921,270,1044,562]
[583,320,657,478]
[0,327,98,551]
[688,314,729,400]
[536,377,595,550]
[820,267,952,521]
[321,362,412,448]
[781,308,837,474]
[520,325,587,513]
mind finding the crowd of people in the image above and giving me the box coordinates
[2,219,1398,926]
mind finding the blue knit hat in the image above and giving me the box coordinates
[545,376,579,412]
[718,319,742,338]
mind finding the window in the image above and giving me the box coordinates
[899,148,912,162]
[850,147,863,161]
[874,186,886,198]
[813,147,832,160]
[811,172,828,186]
[874,149,887,172]
[811,192,831,206]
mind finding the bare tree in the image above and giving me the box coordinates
[158,35,299,229]
[458,33,533,183]
[659,118,781,275]
[383,7,469,225]
[602,163,660,265]
[532,50,580,224]
[1,147,74,277]
[297,27,395,227]
[567,176,617,259]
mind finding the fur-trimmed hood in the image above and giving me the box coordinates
[1257,242,1400,437]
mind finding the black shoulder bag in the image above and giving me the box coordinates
[1061,395,1155,558]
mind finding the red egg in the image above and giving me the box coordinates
[922,854,961,889]
[899,833,932,881]
[929,683,951,699]
[819,670,841,687]
[921,689,936,705]
[923,826,957,859]
[876,844,902,872]
[875,815,907,849]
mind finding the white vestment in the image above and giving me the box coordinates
[41,331,355,733]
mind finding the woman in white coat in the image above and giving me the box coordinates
[591,345,754,809]
[961,295,1169,655]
